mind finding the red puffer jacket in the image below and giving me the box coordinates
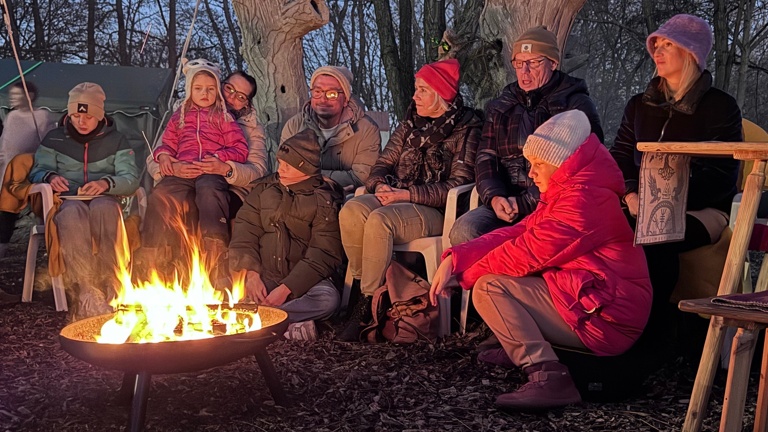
[154,106,248,163]
[447,134,652,356]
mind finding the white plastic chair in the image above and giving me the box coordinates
[455,187,483,334]
[22,185,147,312]
[341,183,475,337]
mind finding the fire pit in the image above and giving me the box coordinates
[60,305,289,432]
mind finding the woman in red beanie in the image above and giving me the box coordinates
[338,59,482,341]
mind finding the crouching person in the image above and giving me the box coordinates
[228,129,343,340]
[429,110,652,410]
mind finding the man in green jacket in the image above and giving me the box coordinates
[229,129,343,340]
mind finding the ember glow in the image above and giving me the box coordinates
[96,218,261,344]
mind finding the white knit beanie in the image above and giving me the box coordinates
[523,110,590,167]
[182,58,224,104]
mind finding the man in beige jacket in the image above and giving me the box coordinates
[280,66,381,191]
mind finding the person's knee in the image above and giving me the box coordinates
[366,209,396,236]
[89,198,121,218]
[449,214,479,246]
[306,284,340,320]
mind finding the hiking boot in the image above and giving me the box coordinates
[478,347,516,369]
[0,288,20,307]
[284,320,318,341]
[495,361,582,411]
[336,295,372,342]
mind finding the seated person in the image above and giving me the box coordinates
[139,59,248,273]
[610,15,742,352]
[29,82,139,319]
[280,65,381,191]
[338,59,481,341]
[430,111,652,410]
[449,26,603,246]
[228,129,343,339]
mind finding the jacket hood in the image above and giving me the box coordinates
[642,70,713,115]
[489,71,591,115]
[543,134,625,200]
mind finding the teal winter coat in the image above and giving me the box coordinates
[30,116,139,196]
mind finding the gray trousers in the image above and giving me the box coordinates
[54,196,123,293]
[472,274,586,369]
[339,194,444,296]
[277,279,339,323]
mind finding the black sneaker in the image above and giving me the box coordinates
[336,295,372,342]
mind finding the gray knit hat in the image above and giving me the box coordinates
[310,66,353,104]
[647,14,712,71]
[523,110,590,167]
[277,129,321,176]
[68,82,106,121]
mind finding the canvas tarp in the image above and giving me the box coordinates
[0,59,175,172]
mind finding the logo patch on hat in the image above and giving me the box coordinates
[521,44,532,53]
[77,103,89,114]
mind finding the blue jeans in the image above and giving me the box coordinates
[278,279,340,323]
[449,205,514,246]
[339,194,444,296]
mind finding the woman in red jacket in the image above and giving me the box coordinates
[430,110,652,410]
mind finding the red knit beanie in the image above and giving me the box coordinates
[415,59,460,103]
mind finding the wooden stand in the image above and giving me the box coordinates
[638,142,768,432]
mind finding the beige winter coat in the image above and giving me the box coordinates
[280,96,381,190]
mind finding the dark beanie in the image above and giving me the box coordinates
[277,129,321,176]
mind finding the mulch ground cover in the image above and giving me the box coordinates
[0,227,761,432]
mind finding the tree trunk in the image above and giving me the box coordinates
[30,0,46,60]
[713,0,731,90]
[735,0,755,107]
[232,0,329,166]
[168,0,177,69]
[203,0,232,74]
[372,0,412,121]
[423,0,445,64]
[87,0,96,64]
[116,0,130,65]
[221,0,244,70]
[446,0,586,109]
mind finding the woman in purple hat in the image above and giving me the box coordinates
[610,14,743,350]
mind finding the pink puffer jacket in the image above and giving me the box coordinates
[154,107,248,163]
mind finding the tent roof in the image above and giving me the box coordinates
[0,59,174,117]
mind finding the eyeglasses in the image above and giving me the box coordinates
[310,88,344,100]
[223,83,250,103]
[512,57,548,70]
[430,37,450,53]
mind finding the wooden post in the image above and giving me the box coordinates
[721,325,760,432]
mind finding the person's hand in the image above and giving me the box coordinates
[79,179,109,196]
[194,155,230,176]
[491,196,517,222]
[157,154,177,177]
[48,175,70,193]
[375,187,410,205]
[264,284,291,307]
[429,255,454,307]
[624,192,639,217]
[244,271,268,303]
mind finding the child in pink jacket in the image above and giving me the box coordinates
[142,59,248,272]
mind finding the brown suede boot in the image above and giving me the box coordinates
[495,361,581,410]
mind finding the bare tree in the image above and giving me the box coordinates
[372,0,414,120]
[231,0,329,164]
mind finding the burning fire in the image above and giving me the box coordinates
[96,215,261,344]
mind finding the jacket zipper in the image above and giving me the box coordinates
[196,109,203,161]
[83,142,89,183]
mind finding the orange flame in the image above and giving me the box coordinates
[96,206,259,344]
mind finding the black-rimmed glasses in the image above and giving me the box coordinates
[223,83,249,102]
[512,57,548,70]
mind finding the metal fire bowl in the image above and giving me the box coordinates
[59,306,289,375]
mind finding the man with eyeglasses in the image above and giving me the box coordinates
[450,26,604,247]
[280,65,380,191]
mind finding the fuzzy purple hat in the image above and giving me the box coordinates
[646,14,712,71]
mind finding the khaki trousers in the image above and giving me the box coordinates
[472,274,586,368]
[340,194,444,296]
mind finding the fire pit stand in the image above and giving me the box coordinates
[60,307,290,432]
